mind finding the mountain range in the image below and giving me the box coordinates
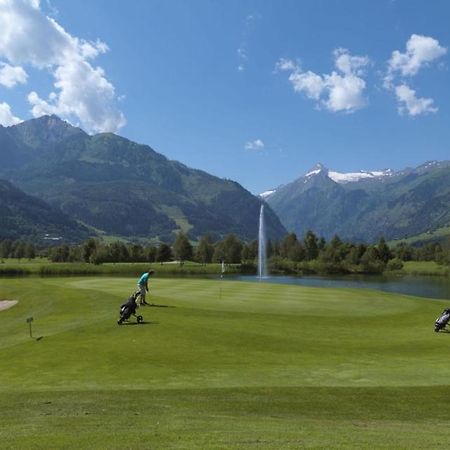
[0,115,286,243]
[0,179,89,242]
[264,161,450,242]
[1,115,448,245]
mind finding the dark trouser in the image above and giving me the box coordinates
[138,285,147,304]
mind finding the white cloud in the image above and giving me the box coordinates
[0,0,125,133]
[275,58,298,72]
[384,34,446,116]
[0,62,27,87]
[324,72,366,112]
[276,48,369,113]
[386,34,447,81]
[28,57,125,133]
[0,102,22,126]
[395,84,437,116]
[245,139,265,150]
[236,13,260,72]
[0,0,73,68]
[288,70,325,99]
[334,48,370,76]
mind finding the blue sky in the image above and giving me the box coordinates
[0,0,449,194]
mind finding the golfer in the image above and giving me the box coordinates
[137,270,154,306]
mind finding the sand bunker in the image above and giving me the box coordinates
[0,300,18,311]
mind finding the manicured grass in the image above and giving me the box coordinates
[0,260,241,276]
[1,277,450,448]
[403,261,449,276]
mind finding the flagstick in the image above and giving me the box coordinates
[220,260,225,299]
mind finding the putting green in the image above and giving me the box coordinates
[1,276,450,448]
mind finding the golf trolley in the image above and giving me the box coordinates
[434,308,450,332]
[117,291,144,325]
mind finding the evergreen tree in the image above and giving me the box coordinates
[289,241,306,262]
[225,234,243,263]
[129,244,144,262]
[145,245,157,262]
[13,241,26,260]
[241,240,258,261]
[345,246,361,266]
[0,239,12,258]
[213,234,243,263]
[271,240,281,257]
[212,244,225,264]
[318,237,326,251]
[82,238,98,263]
[68,246,83,262]
[304,230,319,261]
[156,243,172,263]
[394,243,414,261]
[90,245,111,264]
[195,235,214,264]
[110,241,129,262]
[173,232,193,262]
[377,236,391,263]
[280,233,298,259]
[320,235,345,264]
[416,243,442,262]
[24,242,35,260]
[50,245,70,262]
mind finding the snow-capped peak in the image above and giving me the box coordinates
[328,169,393,184]
[301,163,393,183]
[260,189,277,199]
[305,163,327,177]
[420,160,438,168]
[259,164,394,197]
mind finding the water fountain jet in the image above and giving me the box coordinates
[258,204,267,279]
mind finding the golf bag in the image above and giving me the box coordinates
[117,292,143,325]
[434,308,450,332]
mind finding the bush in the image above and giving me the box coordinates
[268,257,298,274]
[386,258,404,271]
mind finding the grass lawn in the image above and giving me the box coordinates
[402,261,449,276]
[1,277,450,448]
[0,260,241,276]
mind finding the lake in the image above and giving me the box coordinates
[225,274,450,300]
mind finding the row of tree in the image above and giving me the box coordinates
[0,239,36,260]
[1,232,449,271]
[47,234,236,265]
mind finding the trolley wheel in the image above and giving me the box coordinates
[137,315,143,323]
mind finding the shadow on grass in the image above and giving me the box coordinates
[120,321,158,326]
[147,303,174,308]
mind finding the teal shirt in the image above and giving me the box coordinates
[138,273,150,286]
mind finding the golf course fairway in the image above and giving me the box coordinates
[1,276,450,449]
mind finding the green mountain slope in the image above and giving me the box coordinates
[388,225,450,246]
[0,179,89,241]
[266,162,450,242]
[0,116,286,242]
